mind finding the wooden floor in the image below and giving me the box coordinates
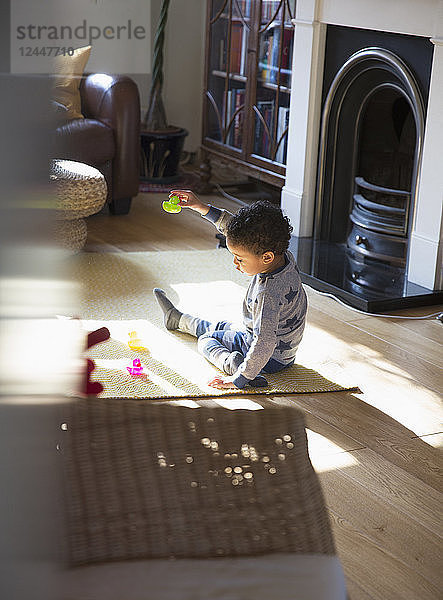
[85,190,443,600]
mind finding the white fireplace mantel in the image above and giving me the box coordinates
[282,0,443,290]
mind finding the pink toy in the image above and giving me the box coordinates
[127,358,144,376]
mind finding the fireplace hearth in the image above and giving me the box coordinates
[290,236,442,311]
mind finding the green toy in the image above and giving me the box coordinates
[162,194,182,213]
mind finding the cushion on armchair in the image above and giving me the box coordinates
[52,45,91,120]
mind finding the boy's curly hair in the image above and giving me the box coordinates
[226,200,293,256]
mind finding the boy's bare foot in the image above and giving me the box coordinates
[153,288,182,330]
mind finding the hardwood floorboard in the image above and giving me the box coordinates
[307,306,443,398]
[304,284,374,324]
[319,461,442,589]
[393,315,443,345]
[299,308,443,440]
[329,448,442,536]
[267,395,365,452]
[345,579,374,600]
[286,392,442,491]
[345,316,443,367]
[328,509,441,600]
[305,284,443,329]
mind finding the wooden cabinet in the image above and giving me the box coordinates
[200,0,296,190]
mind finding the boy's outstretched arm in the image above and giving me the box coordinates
[169,190,210,215]
[169,189,233,236]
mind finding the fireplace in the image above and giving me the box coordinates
[282,7,443,311]
[315,34,428,301]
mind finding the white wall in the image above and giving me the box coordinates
[139,0,206,152]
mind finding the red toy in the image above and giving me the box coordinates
[83,326,110,395]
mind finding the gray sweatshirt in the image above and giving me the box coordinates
[204,207,307,388]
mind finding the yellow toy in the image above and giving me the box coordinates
[128,331,149,353]
[162,194,182,213]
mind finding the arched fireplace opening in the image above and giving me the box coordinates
[314,48,425,296]
[348,86,416,267]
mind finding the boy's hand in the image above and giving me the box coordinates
[208,375,238,389]
[169,190,210,215]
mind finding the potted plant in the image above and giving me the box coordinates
[140,0,188,182]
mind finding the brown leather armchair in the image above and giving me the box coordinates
[53,73,140,215]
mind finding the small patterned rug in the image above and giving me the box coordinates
[69,249,358,399]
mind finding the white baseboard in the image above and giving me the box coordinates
[281,187,314,237]
[408,232,443,290]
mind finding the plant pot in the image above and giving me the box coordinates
[140,127,188,183]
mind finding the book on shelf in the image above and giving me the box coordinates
[225,88,245,147]
[229,21,243,73]
[258,36,271,81]
[218,21,248,76]
[236,0,251,18]
[239,27,248,76]
[219,38,225,71]
[233,88,245,147]
[261,0,281,21]
[280,27,293,70]
[254,100,274,158]
[275,105,290,163]
[279,27,293,87]
[258,24,293,85]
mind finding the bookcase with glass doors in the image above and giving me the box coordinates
[200,0,296,191]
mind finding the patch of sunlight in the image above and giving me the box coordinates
[84,318,204,369]
[94,358,129,369]
[297,324,356,369]
[306,429,359,473]
[0,317,83,396]
[93,356,190,397]
[418,433,443,448]
[352,379,443,436]
[298,322,443,437]
[87,73,114,88]
[296,324,357,388]
[171,399,201,408]
[306,429,351,456]
[80,319,233,394]
[212,398,264,410]
[171,280,246,325]
[368,355,424,380]
[0,396,70,405]
[310,451,359,473]
[142,370,191,397]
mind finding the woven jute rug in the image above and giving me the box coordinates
[69,249,358,398]
[65,402,336,564]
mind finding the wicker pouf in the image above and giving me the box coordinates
[50,159,107,251]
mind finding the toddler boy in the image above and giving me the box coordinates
[154,190,307,389]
